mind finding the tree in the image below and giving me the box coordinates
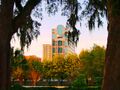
[81,0,120,89]
[70,74,87,90]
[79,45,105,86]
[11,49,29,85]
[42,54,82,84]
[0,0,42,89]
[12,67,24,85]
[42,60,54,85]
[52,55,68,84]
[0,0,120,89]
[29,60,42,86]
[25,55,42,85]
[65,54,82,81]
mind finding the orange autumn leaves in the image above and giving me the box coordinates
[11,55,42,85]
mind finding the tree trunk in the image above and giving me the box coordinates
[102,1,120,89]
[0,1,14,90]
[0,37,11,90]
[0,13,13,90]
[0,0,41,89]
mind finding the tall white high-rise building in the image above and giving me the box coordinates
[52,25,75,56]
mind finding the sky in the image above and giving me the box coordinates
[11,3,108,59]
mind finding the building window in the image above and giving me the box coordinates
[64,41,68,46]
[58,47,62,53]
[52,34,56,39]
[64,31,68,38]
[57,25,63,36]
[52,41,56,46]
[58,40,62,46]
[52,48,55,53]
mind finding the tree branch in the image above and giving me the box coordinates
[12,0,41,34]
[14,0,23,12]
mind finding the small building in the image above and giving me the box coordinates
[43,44,52,61]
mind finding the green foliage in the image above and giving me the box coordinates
[42,54,81,81]
[94,77,103,86]
[13,0,41,50]
[11,49,27,69]
[65,54,82,80]
[17,22,40,50]
[12,83,23,90]
[76,44,105,88]
[82,0,107,30]
[70,74,87,90]
[79,44,105,77]
[11,50,43,83]
[42,61,53,79]
[31,60,43,73]
[11,49,29,70]
[11,49,29,82]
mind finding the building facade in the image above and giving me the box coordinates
[43,44,52,61]
[52,25,75,57]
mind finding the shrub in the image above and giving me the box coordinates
[11,83,23,90]
[70,74,88,90]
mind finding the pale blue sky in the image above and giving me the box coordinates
[11,2,108,59]
[24,14,108,58]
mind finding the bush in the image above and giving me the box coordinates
[70,74,88,90]
[11,83,23,90]
[88,86,101,90]
[94,77,103,86]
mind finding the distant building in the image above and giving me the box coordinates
[52,25,75,57]
[43,44,52,61]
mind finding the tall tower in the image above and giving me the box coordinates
[52,25,75,57]
[43,44,52,61]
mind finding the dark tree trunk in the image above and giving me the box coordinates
[0,35,11,90]
[0,19,13,90]
[0,1,14,90]
[0,0,41,89]
[102,1,120,90]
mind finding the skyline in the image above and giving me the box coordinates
[11,9,108,59]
